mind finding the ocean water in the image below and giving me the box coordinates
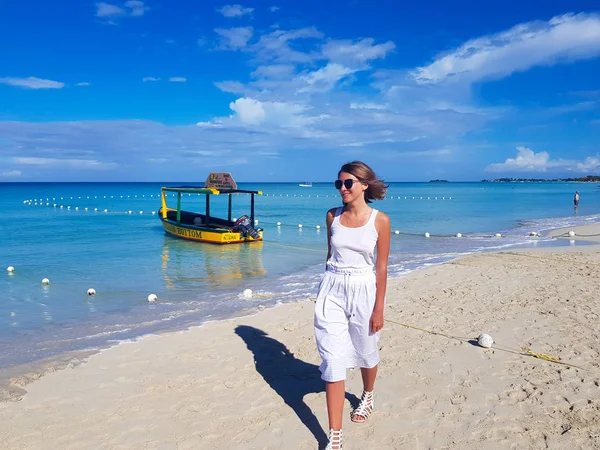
[1,181,600,370]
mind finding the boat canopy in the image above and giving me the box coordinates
[161,186,261,195]
[160,172,262,228]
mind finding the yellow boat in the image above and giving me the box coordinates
[159,172,263,244]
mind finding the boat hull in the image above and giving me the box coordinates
[159,208,262,244]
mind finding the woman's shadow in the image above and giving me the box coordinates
[235,325,359,447]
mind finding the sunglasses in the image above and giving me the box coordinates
[335,179,359,190]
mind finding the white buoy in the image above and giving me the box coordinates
[243,288,253,299]
[495,233,502,238]
[128,210,132,214]
[87,288,96,296]
[477,333,494,348]
[41,278,50,285]
[139,211,143,214]
[147,293,158,303]
[7,266,15,273]
[425,232,430,238]
[151,211,156,215]
[298,224,303,228]
[568,230,575,237]
[394,230,400,235]
[316,225,321,229]
[277,222,281,226]
[456,233,462,238]
[254,219,259,225]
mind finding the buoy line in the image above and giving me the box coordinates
[23,193,454,204]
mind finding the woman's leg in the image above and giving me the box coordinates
[326,380,346,430]
[360,365,378,392]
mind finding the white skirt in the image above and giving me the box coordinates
[314,266,380,382]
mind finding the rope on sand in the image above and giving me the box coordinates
[384,318,586,371]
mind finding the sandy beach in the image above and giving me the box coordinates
[2,225,600,449]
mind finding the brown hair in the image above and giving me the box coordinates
[338,160,388,203]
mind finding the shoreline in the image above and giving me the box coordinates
[1,224,600,447]
[1,222,599,403]
[1,221,597,403]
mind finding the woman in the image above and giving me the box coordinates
[314,161,390,450]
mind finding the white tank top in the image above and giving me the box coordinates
[327,207,379,271]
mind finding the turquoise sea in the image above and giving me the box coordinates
[1,181,600,371]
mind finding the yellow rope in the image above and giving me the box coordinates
[385,318,586,371]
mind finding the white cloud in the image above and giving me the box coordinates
[575,156,600,172]
[0,77,65,89]
[486,146,600,173]
[298,63,356,92]
[350,102,386,110]
[125,0,149,16]
[76,82,91,87]
[12,157,118,169]
[214,80,246,94]
[229,97,310,126]
[142,77,160,82]
[215,27,254,50]
[1,170,22,177]
[412,13,600,84]
[95,2,125,17]
[196,121,223,128]
[229,98,266,125]
[169,77,187,82]
[251,64,295,79]
[322,38,395,66]
[95,1,149,19]
[341,138,395,147]
[544,101,597,116]
[270,6,279,12]
[251,27,323,63]
[217,4,254,18]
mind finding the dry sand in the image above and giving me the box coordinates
[1,225,600,449]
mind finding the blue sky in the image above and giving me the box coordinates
[1,1,600,182]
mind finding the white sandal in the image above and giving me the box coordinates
[325,428,343,450]
[351,390,374,423]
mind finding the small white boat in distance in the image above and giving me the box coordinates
[299,181,313,187]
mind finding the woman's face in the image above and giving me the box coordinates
[337,171,366,203]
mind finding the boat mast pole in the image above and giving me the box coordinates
[228,194,232,222]
[206,194,211,226]
[176,192,181,224]
[250,193,255,225]
[161,189,167,219]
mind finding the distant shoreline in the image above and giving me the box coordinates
[482,176,600,183]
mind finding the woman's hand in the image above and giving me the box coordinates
[370,307,384,334]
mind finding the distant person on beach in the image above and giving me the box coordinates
[574,191,580,207]
[314,161,390,450]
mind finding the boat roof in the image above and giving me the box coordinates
[161,186,262,195]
